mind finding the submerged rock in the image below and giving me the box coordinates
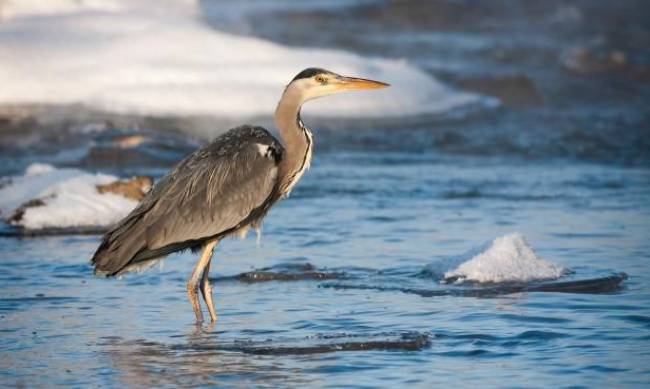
[233,270,343,283]
[214,263,347,283]
[322,273,628,297]
[237,332,431,355]
[103,331,431,357]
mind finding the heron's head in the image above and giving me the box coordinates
[287,68,389,102]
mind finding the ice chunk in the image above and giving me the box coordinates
[426,233,566,283]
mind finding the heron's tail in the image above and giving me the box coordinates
[92,215,198,276]
[91,216,151,276]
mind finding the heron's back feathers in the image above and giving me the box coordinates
[92,125,284,276]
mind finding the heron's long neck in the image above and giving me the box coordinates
[275,87,313,196]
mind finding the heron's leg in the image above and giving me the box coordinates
[186,239,218,323]
[200,257,217,323]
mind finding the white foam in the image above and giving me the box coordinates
[0,163,137,229]
[426,233,566,283]
[0,0,486,120]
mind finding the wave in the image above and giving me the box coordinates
[424,233,567,283]
[0,0,486,120]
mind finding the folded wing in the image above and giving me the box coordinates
[92,125,283,276]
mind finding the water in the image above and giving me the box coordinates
[1,151,648,387]
[1,0,650,387]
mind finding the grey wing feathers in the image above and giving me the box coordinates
[92,125,283,276]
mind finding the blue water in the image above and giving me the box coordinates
[1,150,649,387]
[2,0,650,387]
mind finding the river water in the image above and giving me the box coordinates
[1,0,649,388]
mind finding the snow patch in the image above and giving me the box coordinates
[0,163,137,229]
[25,163,57,176]
[0,0,487,120]
[425,233,566,283]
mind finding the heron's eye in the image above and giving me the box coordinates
[315,75,327,84]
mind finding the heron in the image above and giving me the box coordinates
[91,68,388,323]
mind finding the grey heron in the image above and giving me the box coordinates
[92,68,388,323]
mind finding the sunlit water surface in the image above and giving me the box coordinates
[1,151,649,387]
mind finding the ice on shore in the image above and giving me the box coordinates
[0,163,139,230]
[425,233,566,283]
[0,0,485,119]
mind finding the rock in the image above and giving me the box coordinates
[112,134,149,149]
[7,198,48,225]
[561,47,624,74]
[456,75,544,108]
[561,47,650,80]
[96,176,153,201]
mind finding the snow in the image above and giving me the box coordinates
[0,0,487,120]
[0,163,138,230]
[426,233,566,283]
[25,163,57,176]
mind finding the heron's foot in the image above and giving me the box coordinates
[204,321,217,332]
[186,282,204,323]
[200,279,218,324]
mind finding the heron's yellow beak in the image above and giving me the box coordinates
[335,76,390,91]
